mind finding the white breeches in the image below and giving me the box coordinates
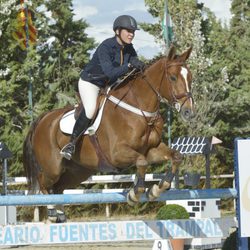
[78,78,100,119]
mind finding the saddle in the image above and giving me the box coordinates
[59,87,110,135]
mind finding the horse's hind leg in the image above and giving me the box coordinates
[146,142,182,201]
[49,163,96,222]
[53,163,96,193]
[30,160,66,223]
[36,174,65,223]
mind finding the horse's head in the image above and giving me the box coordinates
[159,45,195,121]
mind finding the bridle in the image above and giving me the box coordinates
[143,61,193,112]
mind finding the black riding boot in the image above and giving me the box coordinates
[60,109,91,160]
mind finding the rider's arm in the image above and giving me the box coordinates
[97,43,130,82]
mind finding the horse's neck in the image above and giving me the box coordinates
[115,59,165,112]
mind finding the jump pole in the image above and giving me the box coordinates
[0,188,237,206]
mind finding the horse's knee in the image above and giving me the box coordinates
[136,155,148,181]
[136,155,148,167]
[172,150,183,164]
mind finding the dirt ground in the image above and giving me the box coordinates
[0,242,154,250]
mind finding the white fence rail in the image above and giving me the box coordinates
[1,173,234,186]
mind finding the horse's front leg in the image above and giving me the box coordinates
[127,155,148,206]
[146,142,183,201]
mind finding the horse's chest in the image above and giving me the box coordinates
[144,129,161,147]
[137,121,163,149]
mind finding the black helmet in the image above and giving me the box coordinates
[113,15,139,31]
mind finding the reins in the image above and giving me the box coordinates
[107,57,193,118]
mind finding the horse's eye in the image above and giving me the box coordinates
[169,75,177,82]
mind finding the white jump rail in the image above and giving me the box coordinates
[1,173,234,186]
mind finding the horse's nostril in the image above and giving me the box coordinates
[183,109,190,117]
[181,108,193,121]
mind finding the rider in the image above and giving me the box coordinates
[60,15,145,160]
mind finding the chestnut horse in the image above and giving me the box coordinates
[23,46,194,222]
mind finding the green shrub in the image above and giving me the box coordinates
[156,204,190,220]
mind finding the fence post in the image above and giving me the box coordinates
[105,184,110,218]
[0,142,15,225]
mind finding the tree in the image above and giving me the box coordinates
[0,0,95,175]
[217,0,250,146]
[0,0,36,175]
[34,0,96,112]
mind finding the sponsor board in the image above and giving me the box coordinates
[0,218,234,246]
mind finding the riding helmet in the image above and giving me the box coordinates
[113,15,139,31]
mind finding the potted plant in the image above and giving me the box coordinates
[156,204,190,250]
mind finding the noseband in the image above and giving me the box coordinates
[171,88,193,112]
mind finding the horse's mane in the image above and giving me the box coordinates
[146,52,182,67]
[112,53,182,90]
[147,55,164,67]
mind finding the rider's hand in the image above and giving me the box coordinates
[129,57,145,70]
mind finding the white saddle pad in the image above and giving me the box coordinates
[59,99,108,135]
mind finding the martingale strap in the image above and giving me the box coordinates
[108,95,159,118]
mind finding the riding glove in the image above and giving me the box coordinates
[129,57,145,70]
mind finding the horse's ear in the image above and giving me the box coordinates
[178,46,192,62]
[167,44,176,60]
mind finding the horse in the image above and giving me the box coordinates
[23,45,194,222]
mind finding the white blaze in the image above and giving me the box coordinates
[180,67,193,107]
[181,67,189,92]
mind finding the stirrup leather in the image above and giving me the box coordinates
[60,143,75,160]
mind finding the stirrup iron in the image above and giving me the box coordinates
[60,143,75,160]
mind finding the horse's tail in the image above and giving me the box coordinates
[23,114,47,194]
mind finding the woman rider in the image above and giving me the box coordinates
[60,15,145,160]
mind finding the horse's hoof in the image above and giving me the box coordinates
[56,213,67,223]
[159,180,171,190]
[127,189,139,206]
[48,216,58,223]
[127,193,138,206]
[146,189,157,201]
[45,219,52,224]
[48,208,57,217]
[147,184,160,201]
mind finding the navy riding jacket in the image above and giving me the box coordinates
[80,36,139,87]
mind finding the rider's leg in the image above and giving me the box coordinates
[60,108,91,160]
[60,79,100,160]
